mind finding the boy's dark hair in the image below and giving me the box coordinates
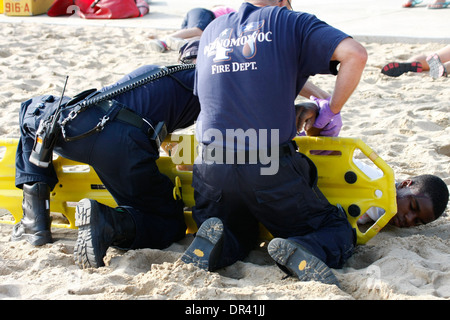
[411,174,449,219]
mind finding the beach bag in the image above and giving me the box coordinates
[47,0,74,16]
[48,0,149,18]
[77,0,140,19]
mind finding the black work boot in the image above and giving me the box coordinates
[73,198,136,269]
[11,182,52,246]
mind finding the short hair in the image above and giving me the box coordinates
[411,174,449,219]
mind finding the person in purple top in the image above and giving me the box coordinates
[181,0,367,287]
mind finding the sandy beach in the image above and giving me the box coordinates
[0,3,449,301]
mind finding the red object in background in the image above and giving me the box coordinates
[47,0,149,18]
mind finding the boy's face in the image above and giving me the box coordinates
[390,179,435,228]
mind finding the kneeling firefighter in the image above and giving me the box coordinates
[12,41,201,268]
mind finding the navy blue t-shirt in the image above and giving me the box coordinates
[101,65,199,133]
[194,3,349,149]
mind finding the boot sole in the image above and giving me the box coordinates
[268,238,340,287]
[73,199,104,269]
[181,217,223,271]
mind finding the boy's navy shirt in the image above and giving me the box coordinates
[194,3,349,150]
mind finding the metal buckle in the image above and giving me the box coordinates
[96,115,110,131]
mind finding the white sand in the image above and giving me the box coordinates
[0,22,449,300]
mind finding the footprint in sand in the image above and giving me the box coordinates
[437,144,450,157]
[0,49,12,58]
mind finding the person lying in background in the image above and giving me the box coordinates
[381,44,450,79]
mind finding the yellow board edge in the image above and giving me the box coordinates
[0,135,397,245]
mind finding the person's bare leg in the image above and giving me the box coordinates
[409,45,449,76]
[407,54,428,70]
[148,27,203,52]
[382,45,450,77]
[434,45,450,63]
[407,46,450,70]
[169,27,203,40]
[164,28,203,51]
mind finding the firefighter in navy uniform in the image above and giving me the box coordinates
[13,42,200,269]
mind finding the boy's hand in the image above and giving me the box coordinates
[295,102,319,134]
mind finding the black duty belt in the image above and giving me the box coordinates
[200,140,298,164]
[61,99,167,148]
[97,100,148,130]
[96,100,167,148]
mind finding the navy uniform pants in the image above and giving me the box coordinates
[15,96,186,249]
[192,145,356,269]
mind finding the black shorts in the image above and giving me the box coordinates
[181,8,216,31]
